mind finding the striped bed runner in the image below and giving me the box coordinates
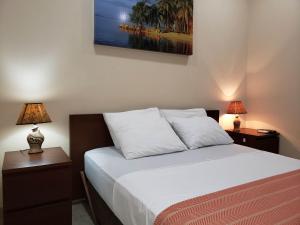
[154,169,300,225]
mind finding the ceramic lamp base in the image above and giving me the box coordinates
[27,126,44,154]
[233,115,241,132]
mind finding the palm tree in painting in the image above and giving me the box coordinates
[156,0,175,32]
[128,0,193,35]
[130,0,150,30]
[147,5,160,29]
[176,0,193,34]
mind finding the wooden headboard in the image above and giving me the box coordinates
[70,110,219,200]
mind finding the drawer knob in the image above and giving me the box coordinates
[243,138,247,143]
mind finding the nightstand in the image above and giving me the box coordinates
[2,147,72,225]
[226,128,280,154]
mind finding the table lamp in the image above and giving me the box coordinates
[16,103,52,154]
[226,101,247,131]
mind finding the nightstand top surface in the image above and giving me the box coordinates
[226,128,279,137]
[2,147,71,174]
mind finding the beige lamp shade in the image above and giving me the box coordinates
[227,101,247,115]
[16,103,52,125]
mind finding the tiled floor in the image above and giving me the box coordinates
[0,202,94,225]
[72,202,94,225]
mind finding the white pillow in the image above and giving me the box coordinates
[104,109,187,159]
[171,117,234,149]
[103,108,161,149]
[160,108,207,122]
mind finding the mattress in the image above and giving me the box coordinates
[84,144,300,225]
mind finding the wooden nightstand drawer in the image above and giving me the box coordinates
[3,166,71,211]
[4,200,71,225]
[2,147,72,225]
[252,137,279,154]
[226,128,279,154]
[230,134,256,146]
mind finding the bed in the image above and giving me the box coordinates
[70,110,300,225]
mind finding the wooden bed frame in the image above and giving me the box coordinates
[70,110,220,225]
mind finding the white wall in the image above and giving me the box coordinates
[246,0,300,159]
[0,0,249,206]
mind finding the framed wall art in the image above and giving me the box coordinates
[94,0,193,55]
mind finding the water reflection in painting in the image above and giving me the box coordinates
[94,0,193,55]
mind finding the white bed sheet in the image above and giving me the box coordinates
[84,144,300,225]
